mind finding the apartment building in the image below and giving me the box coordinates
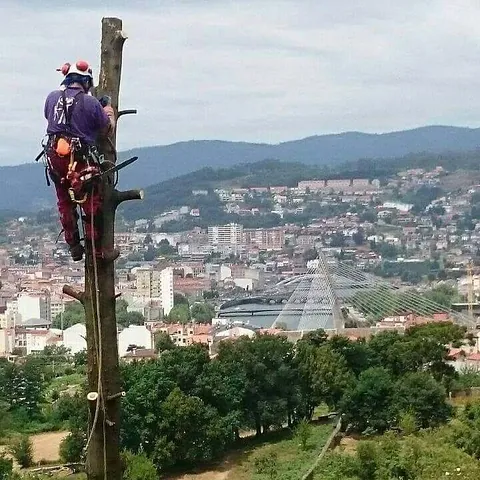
[135,267,174,316]
[50,296,66,321]
[17,292,51,323]
[208,223,244,251]
[243,227,285,250]
[298,180,326,192]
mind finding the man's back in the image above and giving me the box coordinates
[44,86,109,145]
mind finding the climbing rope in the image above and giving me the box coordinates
[82,187,108,480]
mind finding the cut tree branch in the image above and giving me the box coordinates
[62,285,85,304]
[114,189,144,206]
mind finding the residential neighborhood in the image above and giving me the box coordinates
[2,165,480,366]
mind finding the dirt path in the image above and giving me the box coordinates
[335,436,358,454]
[30,431,69,463]
[168,452,243,480]
[170,471,230,480]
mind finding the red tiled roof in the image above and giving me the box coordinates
[124,349,157,359]
[467,352,480,362]
[447,348,466,359]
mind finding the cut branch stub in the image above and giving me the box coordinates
[114,189,144,207]
[62,285,85,304]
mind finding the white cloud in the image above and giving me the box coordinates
[1,0,480,165]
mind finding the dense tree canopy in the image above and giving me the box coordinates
[1,320,466,476]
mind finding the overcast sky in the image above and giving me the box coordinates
[2,0,480,165]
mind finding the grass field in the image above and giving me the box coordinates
[225,422,333,480]
[3,422,333,479]
[170,422,334,480]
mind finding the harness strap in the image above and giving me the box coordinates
[61,88,84,134]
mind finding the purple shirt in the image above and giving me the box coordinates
[44,86,110,145]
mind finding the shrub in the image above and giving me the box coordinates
[122,451,157,480]
[294,419,312,451]
[254,451,278,479]
[398,409,418,436]
[9,435,34,468]
[0,452,13,480]
[60,431,85,463]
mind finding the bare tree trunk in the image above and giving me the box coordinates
[63,17,142,480]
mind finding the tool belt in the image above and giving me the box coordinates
[45,135,102,203]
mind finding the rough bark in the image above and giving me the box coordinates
[63,17,141,480]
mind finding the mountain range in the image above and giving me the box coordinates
[2,125,480,212]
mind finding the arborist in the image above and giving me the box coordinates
[43,60,116,261]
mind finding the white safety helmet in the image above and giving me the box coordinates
[58,60,94,79]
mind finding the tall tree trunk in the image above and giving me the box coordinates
[63,17,142,480]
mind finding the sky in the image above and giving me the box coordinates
[2,0,480,165]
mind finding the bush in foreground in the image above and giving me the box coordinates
[9,435,33,468]
[122,451,157,480]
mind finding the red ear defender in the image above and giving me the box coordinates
[56,63,71,75]
[76,60,90,72]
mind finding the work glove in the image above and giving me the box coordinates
[98,95,112,107]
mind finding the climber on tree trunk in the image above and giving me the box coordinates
[43,60,116,261]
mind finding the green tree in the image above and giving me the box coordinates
[327,335,373,377]
[121,344,212,454]
[155,332,175,353]
[405,321,466,347]
[352,230,365,245]
[2,360,43,415]
[190,302,215,323]
[330,233,345,247]
[340,367,395,433]
[157,239,176,256]
[152,387,232,471]
[73,349,87,367]
[216,334,299,435]
[174,293,189,306]
[394,372,452,428]
[115,299,145,327]
[143,246,156,261]
[298,343,354,411]
[300,329,328,347]
[52,302,85,329]
[303,248,318,262]
[167,304,191,324]
[194,357,246,441]
[117,310,145,328]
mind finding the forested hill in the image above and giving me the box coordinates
[120,149,480,221]
[2,125,480,212]
[116,125,480,187]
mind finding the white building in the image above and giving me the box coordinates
[0,310,17,329]
[160,267,174,316]
[134,266,173,316]
[208,223,244,251]
[0,328,13,355]
[50,296,66,322]
[118,325,153,357]
[17,293,51,323]
[63,323,87,354]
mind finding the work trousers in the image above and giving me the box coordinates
[47,151,102,247]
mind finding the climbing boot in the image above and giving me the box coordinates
[70,244,85,262]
